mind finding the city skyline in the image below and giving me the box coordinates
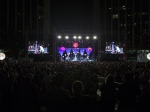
[0,0,150,61]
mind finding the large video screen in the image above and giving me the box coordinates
[28,41,49,54]
[105,42,124,54]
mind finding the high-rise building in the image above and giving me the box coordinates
[94,0,150,50]
[0,0,51,58]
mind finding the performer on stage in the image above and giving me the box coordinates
[39,45,44,54]
[115,45,120,54]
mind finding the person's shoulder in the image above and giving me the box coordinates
[62,88,71,97]
[31,82,37,86]
[100,83,107,88]
[30,82,39,89]
[82,95,91,100]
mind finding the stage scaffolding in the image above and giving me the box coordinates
[53,30,101,62]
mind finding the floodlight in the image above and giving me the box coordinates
[147,53,150,60]
[0,53,6,60]
[86,36,89,39]
[65,36,69,39]
[58,36,61,39]
[93,36,97,39]
[73,36,77,39]
[78,36,81,39]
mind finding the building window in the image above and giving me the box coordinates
[113,14,118,19]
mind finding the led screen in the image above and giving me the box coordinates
[28,41,49,54]
[105,42,124,54]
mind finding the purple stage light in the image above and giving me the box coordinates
[60,46,65,51]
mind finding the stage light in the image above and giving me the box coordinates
[78,36,81,39]
[87,47,92,52]
[60,46,65,51]
[86,36,89,39]
[58,36,61,39]
[65,36,69,39]
[0,52,6,60]
[73,42,78,48]
[73,36,77,39]
[93,36,97,39]
[147,53,150,60]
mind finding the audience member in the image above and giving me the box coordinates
[136,80,150,112]
[42,73,71,112]
[15,73,40,112]
[99,75,116,112]
[117,73,140,112]
[70,80,93,112]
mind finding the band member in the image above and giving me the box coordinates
[115,45,120,54]
[39,45,44,54]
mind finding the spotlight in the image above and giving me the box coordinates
[93,36,97,39]
[58,36,61,39]
[65,36,69,39]
[78,36,81,39]
[73,36,77,39]
[86,36,89,39]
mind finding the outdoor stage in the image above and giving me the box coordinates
[58,47,95,62]
[54,31,99,62]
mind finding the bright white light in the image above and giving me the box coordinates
[78,36,81,39]
[147,53,150,60]
[93,36,97,39]
[65,36,69,39]
[58,36,61,39]
[0,52,6,60]
[73,36,77,39]
[86,36,89,39]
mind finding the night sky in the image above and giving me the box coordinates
[50,0,93,30]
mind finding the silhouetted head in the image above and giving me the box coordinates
[25,73,33,81]
[55,73,65,87]
[72,80,84,95]
[124,73,132,81]
[105,75,115,84]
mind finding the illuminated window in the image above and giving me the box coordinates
[113,14,118,19]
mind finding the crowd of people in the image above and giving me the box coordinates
[0,60,150,112]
